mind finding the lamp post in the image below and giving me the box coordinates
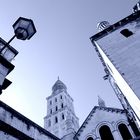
[0,17,36,94]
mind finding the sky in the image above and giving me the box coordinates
[0,0,139,127]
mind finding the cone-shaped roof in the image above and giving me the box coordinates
[98,95,106,107]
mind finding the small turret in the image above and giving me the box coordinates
[98,95,106,107]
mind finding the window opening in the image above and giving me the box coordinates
[50,100,52,105]
[87,137,94,140]
[48,120,51,127]
[62,113,65,120]
[61,103,64,108]
[55,116,58,123]
[55,98,57,102]
[99,125,114,140]
[120,29,133,37]
[56,106,58,111]
[50,109,52,114]
[118,123,132,140]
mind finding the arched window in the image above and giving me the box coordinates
[99,125,114,140]
[87,137,94,140]
[50,109,52,114]
[56,106,58,111]
[55,116,58,123]
[48,120,51,127]
[61,103,64,108]
[50,100,52,105]
[62,113,65,120]
[118,123,132,140]
[60,95,63,99]
[55,98,57,102]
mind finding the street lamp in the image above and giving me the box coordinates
[13,17,36,40]
[0,17,36,94]
[0,17,36,54]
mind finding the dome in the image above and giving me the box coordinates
[97,21,110,32]
[52,78,67,94]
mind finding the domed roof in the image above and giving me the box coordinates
[52,78,67,94]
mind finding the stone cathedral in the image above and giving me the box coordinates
[1,1,140,140]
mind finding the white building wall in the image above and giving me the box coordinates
[95,18,140,107]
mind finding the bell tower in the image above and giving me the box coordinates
[44,78,79,139]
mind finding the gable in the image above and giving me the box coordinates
[74,106,128,139]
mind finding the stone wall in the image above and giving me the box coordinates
[0,101,60,140]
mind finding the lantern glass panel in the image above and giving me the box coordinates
[0,74,5,85]
[0,64,8,76]
[1,47,16,61]
[20,20,30,29]
[0,42,17,62]
[27,24,34,36]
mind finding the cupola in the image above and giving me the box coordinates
[52,77,67,94]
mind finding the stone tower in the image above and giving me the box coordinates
[90,9,140,136]
[44,78,79,139]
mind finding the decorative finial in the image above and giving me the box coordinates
[98,95,106,107]
[58,76,59,80]
[133,1,140,13]
[97,21,110,32]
